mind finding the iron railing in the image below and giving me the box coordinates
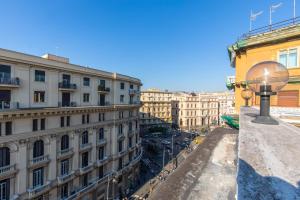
[58,82,77,89]
[0,77,20,85]
[241,17,300,39]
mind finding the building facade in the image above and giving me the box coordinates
[139,89,174,133]
[140,90,234,132]
[0,49,142,200]
[228,20,300,113]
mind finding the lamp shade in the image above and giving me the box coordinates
[246,61,289,93]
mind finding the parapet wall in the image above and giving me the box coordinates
[238,107,300,199]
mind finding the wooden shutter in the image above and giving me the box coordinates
[277,90,299,107]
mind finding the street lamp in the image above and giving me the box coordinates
[246,61,289,125]
[241,88,253,107]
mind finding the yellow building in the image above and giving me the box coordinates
[228,20,300,113]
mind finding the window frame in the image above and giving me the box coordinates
[278,47,299,69]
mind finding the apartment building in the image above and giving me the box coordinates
[139,89,174,132]
[140,90,233,132]
[0,48,142,200]
[228,19,300,113]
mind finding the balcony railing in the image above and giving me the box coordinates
[0,101,19,110]
[57,171,75,184]
[129,89,139,96]
[58,101,77,107]
[98,101,110,106]
[97,85,110,93]
[95,156,109,167]
[30,155,50,166]
[79,163,94,174]
[80,143,92,150]
[27,181,51,198]
[0,77,20,87]
[97,138,107,146]
[58,82,77,90]
[0,164,16,176]
[57,148,74,159]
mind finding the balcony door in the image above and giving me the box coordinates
[0,65,11,81]
[62,74,71,85]
[0,91,11,109]
[62,93,70,107]
[0,179,10,200]
[99,94,105,106]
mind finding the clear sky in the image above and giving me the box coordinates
[0,0,296,91]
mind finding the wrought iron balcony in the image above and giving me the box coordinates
[58,101,77,107]
[98,101,110,106]
[58,82,77,90]
[0,77,20,88]
[0,101,19,110]
[129,89,139,96]
[97,85,110,93]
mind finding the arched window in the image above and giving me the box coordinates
[0,147,10,167]
[82,131,88,144]
[61,135,69,150]
[33,140,44,158]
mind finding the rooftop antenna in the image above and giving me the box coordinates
[270,2,283,28]
[250,10,263,31]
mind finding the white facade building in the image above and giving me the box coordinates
[0,49,142,200]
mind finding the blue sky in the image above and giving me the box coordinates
[0,0,296,91]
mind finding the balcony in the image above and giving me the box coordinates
[117,134,125,141]
[131,148,143,166]
[0,164,17,178]
[0,77,20,88]
[57,148,74,160]
[97,85,110,93]
[27,181,51,199]
[128,130,134,137]
[98,101,110,106]
[129,89,139,96]
[29,155,50,168]
[96,138,107,147]
[79,143,92,152]
[128,145,135,152]
[0,101,19,111]
[79,163,94,175]
[58,101,77,107]
[57,171,75,185]
[118,149,127,157]
[58,82,77,91]
[95,156,109,167]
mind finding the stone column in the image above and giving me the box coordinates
[48,134,57,180]
[16,140,28,194]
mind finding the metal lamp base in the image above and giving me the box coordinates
[252,115,279,125]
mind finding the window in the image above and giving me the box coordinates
[135,120,138,129]
[118,141,123,152]
[60,117,65,127]
[0,147,10,167]
[5,122,11,135]
[61,159,69,176]
[83,77,90,86]
[34,91,45,103]
[118,157,123,170]
[32,119,38,131]
[129,122,132,132]
[33,140,44,158]
[99,147,104,160]
[130,84,133,89]
[82,152,89,167]
[83,93,90,102]
[82,174,88,187]
[87,114,90,124]
[35,70,45,82]
[40,118,45,130]
[118,124,123,135]
[99,80,105,87]
[279,48,298,68]
[119,111,123,119]
[82,131,89,144]
[66,116,70,126]
[120,82,125,90]
[82,115,85,124]
[99,166,104,179]
[99,113,105,122]
[99,128,104,140]
[129,111,133,117]
[33,167,44,188]
[129,152,133,162]
[0,123,1,136]
[120,95,124,103]
[61,183,68,199]
[61,135,69,150]
[0,179,9,200]
[129,137,132,148]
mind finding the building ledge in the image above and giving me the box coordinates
[238,107,300,199]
